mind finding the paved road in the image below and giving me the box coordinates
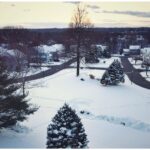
[15,56,150,90]
[15,57,76,83]
[121,57,150,89]
[68,66,107,70]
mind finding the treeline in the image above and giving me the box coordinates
[1,27,150,44]
[0,27,150,54]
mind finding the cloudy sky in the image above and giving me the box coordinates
[0,1,150,28]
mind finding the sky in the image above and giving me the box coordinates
[0,1,150,28]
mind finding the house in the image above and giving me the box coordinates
[123,49,130,56]
[129,45,141,55]
[0,47,27,71]
[30,44,65,63]
[30,47,51,63]
[141,47,150,55]
[91,44,110,58]
[52,52,59,62]
[136,35,144,41]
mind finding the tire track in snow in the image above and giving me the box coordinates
[80,112,150,133]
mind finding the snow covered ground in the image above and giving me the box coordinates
[10,66,50,78]
[70,57,119,68]
[30,57,71,67]
[0,68,150,148]
[128,57,150,82]
[26,67,50,76]
[140,71,150,82]
[128,57,150,71]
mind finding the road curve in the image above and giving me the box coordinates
[14,57,76,83]
[121,57,150,89]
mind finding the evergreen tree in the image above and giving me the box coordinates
[100,59,125,85]
[47,103,88,148]
[0,57,37,128]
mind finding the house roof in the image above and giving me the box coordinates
[91,44,107,51]
[141,47,150,54]
[0,47,25,59]
[36,44,65,54]
[123,49,130,52]
[129,45,141,50]
[7,49,25,58]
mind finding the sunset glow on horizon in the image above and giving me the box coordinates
[0,1,150,28]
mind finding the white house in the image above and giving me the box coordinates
[33,44,65,63]
[123,49,130,56]
[129,45,141,55]
[93,44,108,52]
[91,44,108,57]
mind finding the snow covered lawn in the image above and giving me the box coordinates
[10,66,50,78]
[30,57,71,67]
[140,71,150,82]
[0,68,150,148]
[128,57,150,71]
[26,66,50,76]
[70,57,119,68]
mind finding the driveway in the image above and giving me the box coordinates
[121,57,150,89]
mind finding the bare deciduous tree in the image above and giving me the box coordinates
[69,4,93,76]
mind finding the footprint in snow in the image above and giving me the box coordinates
[80,111,150,133]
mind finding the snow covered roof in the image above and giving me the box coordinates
[96,45,107,49]
[123,49,130,52]
[91,44,107,51]
[129,45,141,50]
[141,47,150,54]
[0,47,25,58]
[0,47,6,55]
[37,44,65,54]
[0,47,12,57]
[136,35,144,41]
[7,49,25,57]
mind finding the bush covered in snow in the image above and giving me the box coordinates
[47,103,88,148]
[100,59,125,85]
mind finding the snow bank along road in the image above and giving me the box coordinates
[121,56,150,89]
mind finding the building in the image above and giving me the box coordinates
[30,44,65,63]
[0,47,27,71]
[123,49,130,56]
[141,47,150,55]
[129,45,141,55]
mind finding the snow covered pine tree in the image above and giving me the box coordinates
[47,103,88,148]
[0,58,37,128]
[100,59,125,85]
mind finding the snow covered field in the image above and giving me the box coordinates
[0,68,150,148]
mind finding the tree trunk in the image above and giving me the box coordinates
[22,77,25,96]
[76,35,80,77]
